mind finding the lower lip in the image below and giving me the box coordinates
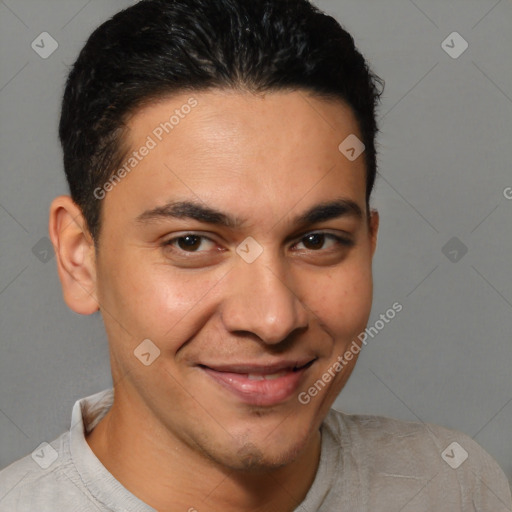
[200,365,312,407]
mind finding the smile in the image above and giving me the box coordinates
[198,359,316,407]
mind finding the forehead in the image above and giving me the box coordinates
[104,89,368,226]
[127,89,362,156]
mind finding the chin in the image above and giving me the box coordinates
[214,425,313,473]
[227,445,299,473]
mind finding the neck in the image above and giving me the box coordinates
[85,389,322,512]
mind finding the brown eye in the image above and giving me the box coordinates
[177,235,202,251]
[302,233,326,250]
[163,234,217,253]
[295,232,353,252]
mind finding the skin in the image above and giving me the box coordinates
[49,89,379,512]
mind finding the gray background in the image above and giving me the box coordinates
[1,0,511,487]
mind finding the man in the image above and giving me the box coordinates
[0,0,510,510]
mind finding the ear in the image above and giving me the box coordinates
[48,196,99,315]
[368,208,379,258]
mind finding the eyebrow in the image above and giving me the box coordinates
[135,197,363,229]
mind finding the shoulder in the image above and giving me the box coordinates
[324,407,503,465]
[0,432,92,512]
[322,409,512,510]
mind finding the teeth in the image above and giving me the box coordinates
[263,371,287,380]
[247,371,289,381]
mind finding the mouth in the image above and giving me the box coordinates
[198,359,316,407]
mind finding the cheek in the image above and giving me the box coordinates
[101,253,227,342]
[306,258,373,339]
[309,261,373,396]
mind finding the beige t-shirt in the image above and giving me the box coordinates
[0,388,510,511]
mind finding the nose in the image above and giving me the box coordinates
[220,254,309,345]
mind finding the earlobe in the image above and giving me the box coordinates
[48,196,100,315]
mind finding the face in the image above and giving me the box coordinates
[93,90,378,471]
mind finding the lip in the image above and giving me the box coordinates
[199,359,316,407]
[201,359,315,375]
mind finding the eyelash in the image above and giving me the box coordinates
[162,231,354,257]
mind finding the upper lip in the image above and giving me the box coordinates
[199,358,316,375]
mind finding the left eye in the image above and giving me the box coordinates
[294,233,350,251]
